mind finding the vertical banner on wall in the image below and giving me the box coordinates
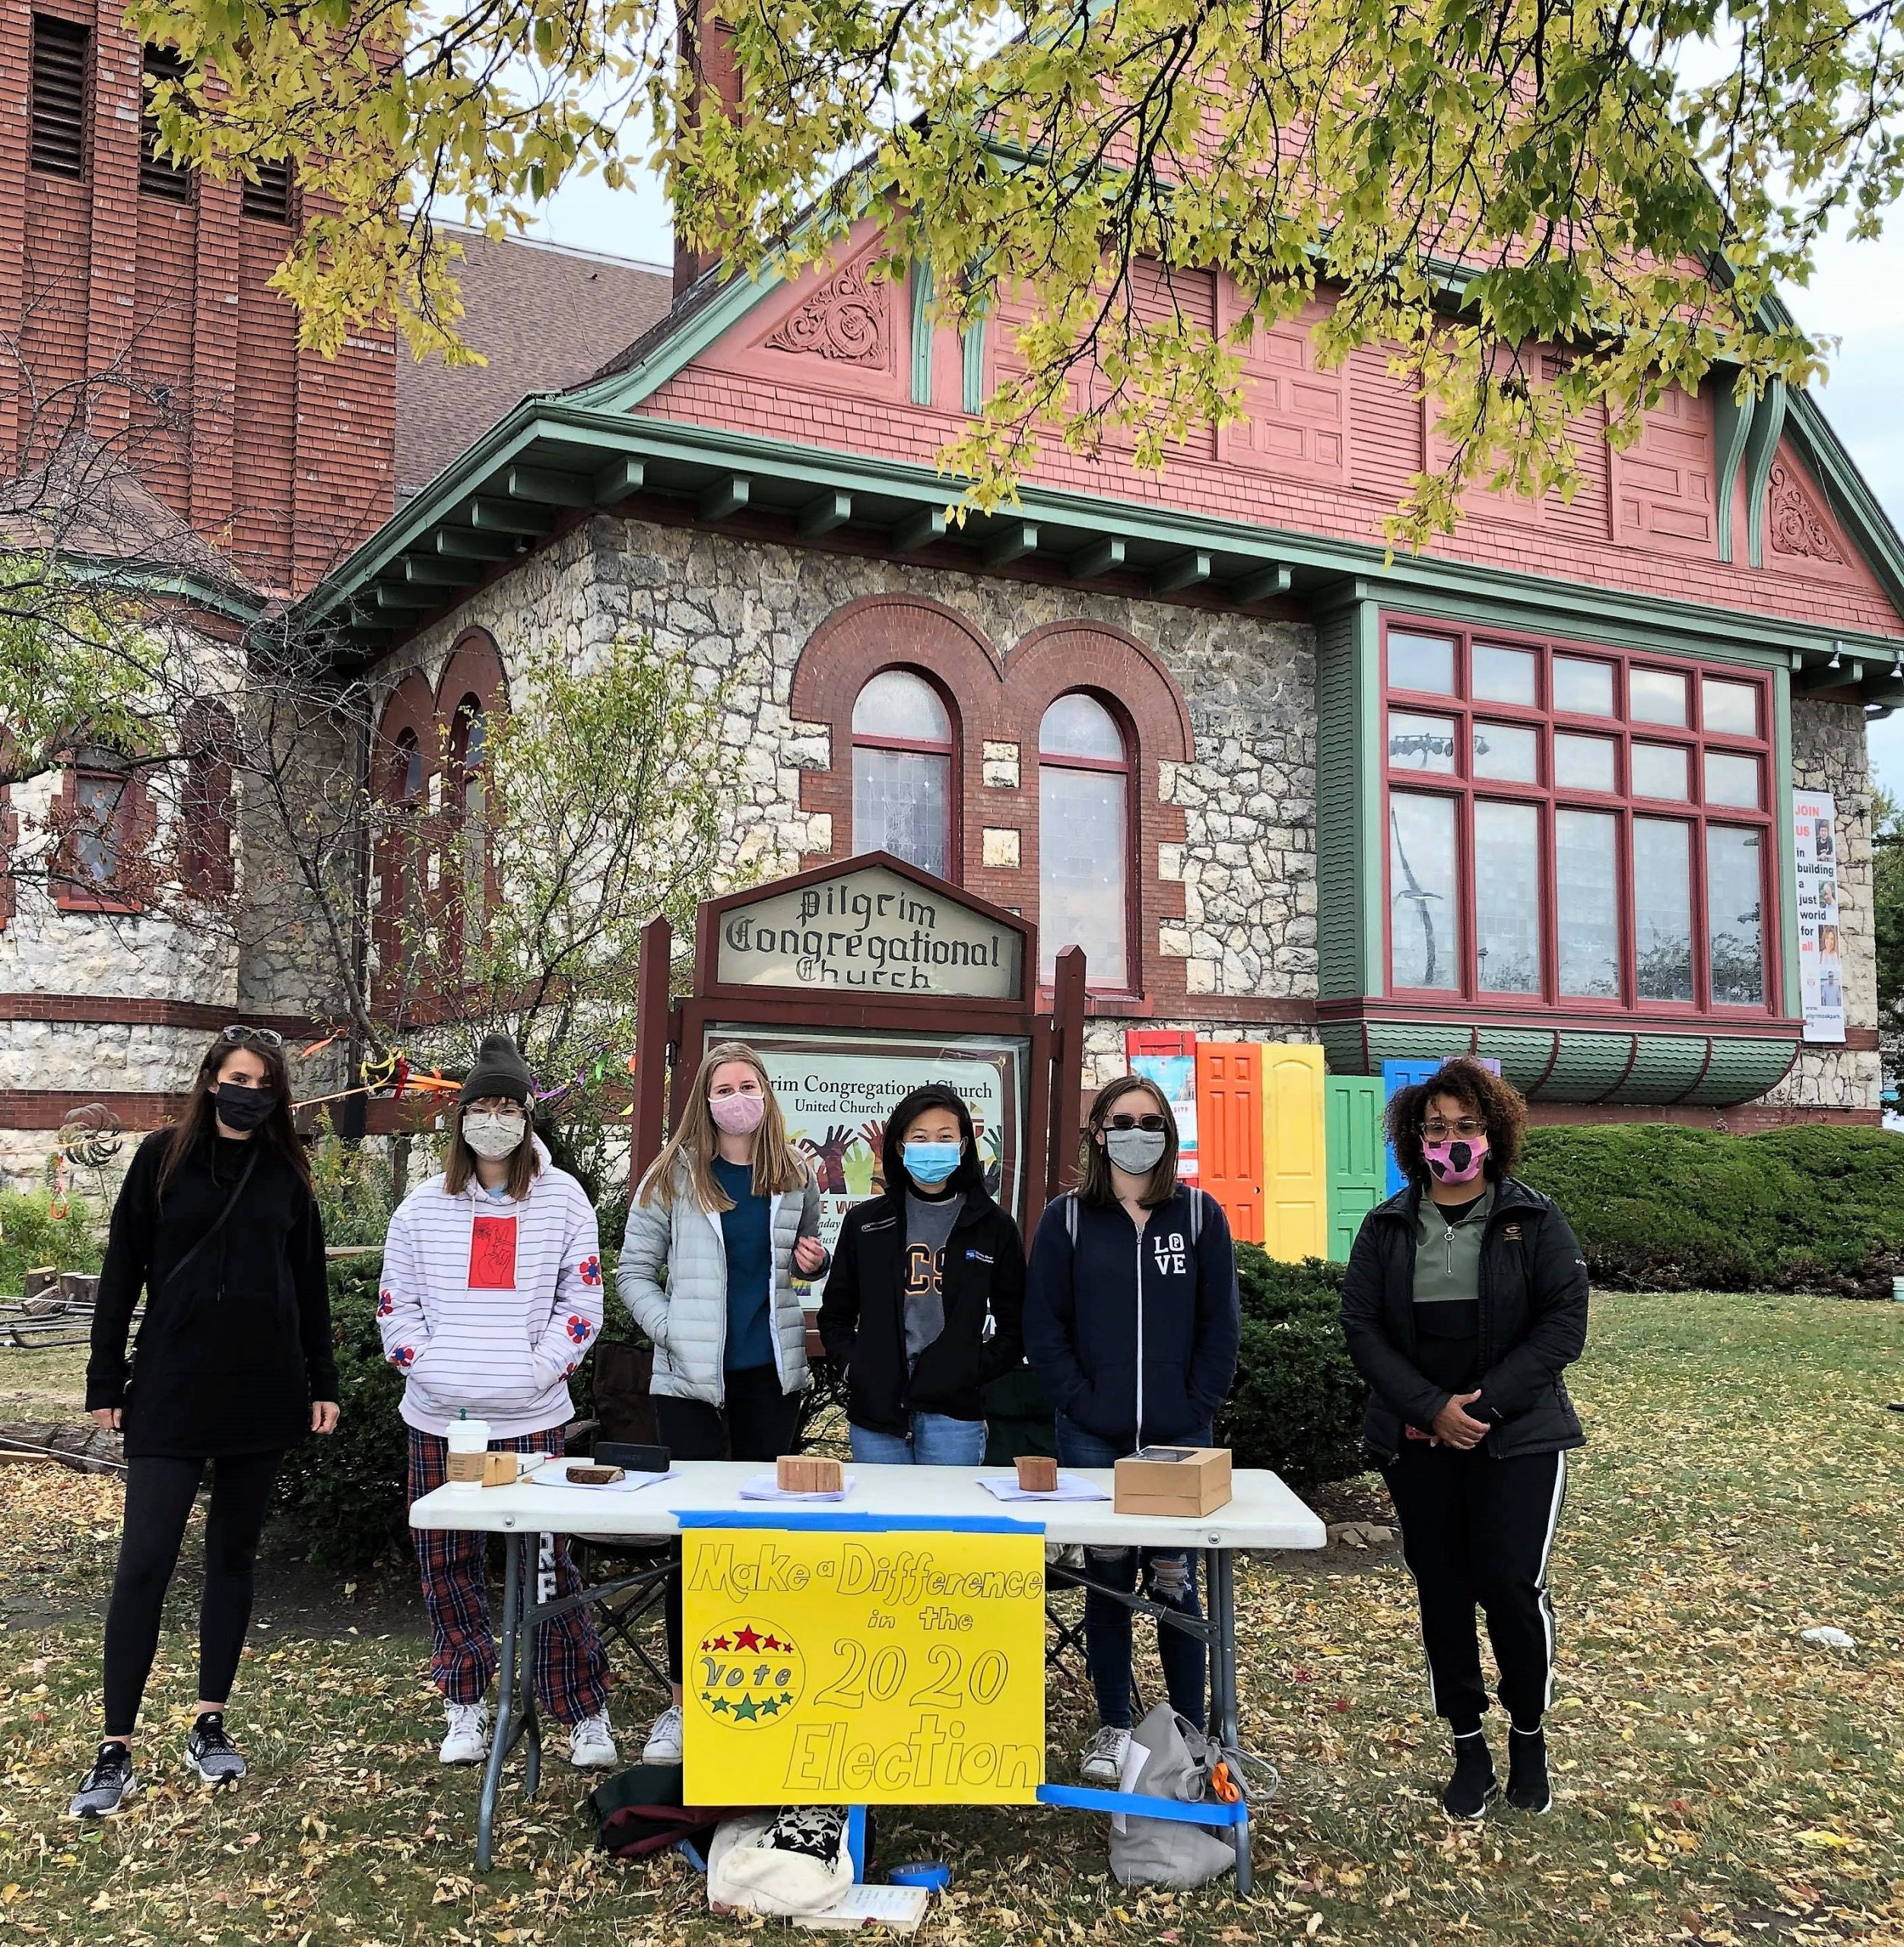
[1791,790,1846,1043]
[1125,1030,1198,1184]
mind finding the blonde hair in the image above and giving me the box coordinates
[443,1101,542,1200]
[636,1040,808,1212]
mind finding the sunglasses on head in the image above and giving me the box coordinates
[221,1025,283,1049]
[1104,1112,1167,1132]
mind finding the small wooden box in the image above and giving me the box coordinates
[777,1454,843,1495]
[1113,1446,1233,1517]
[1016,1455,1058,1493]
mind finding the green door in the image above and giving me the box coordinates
[1325,1075,1385,1262]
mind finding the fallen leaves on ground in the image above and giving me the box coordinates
[0,1291,1898,1945]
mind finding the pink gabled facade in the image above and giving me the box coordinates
[634,222,1902,642]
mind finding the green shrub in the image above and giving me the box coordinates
[272,1258,411,1571]
[1215,1246,1366,1491]
[1518,1123,1904,1300]
[0,1190,103,1297]
[309,1135,398,1250]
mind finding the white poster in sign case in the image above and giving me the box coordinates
[1791,789,1845,1043]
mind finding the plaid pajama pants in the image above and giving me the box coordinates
[407,1425,611,1725]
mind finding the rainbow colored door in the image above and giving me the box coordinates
[1325,1075,1386,1260]
[1195,1043,1264,1243]
[1260,1046,1327,1263]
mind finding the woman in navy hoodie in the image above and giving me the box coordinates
[1024,1074,1240,1786]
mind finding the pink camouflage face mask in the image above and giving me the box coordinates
[1421,1133,1490,1185]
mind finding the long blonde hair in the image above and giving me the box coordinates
[636,1040,808,1212]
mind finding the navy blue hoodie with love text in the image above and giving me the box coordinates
[1023,1183,1240,1447]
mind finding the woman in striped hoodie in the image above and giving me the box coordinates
[378,1034,617,1770]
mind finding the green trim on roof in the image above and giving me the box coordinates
[1743,377,1788,570]
[1712,380,1754,566]
[962,316,986,415]
[909,261,935,407]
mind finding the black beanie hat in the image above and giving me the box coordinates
[461,1033,533,1106]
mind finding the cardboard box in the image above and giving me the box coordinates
[777,1454,843,1494]
[1016,1455,1058,1493]
[1113,1446,1233,1517]
[454,1450,519,1488]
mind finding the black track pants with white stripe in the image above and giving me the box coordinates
[1381,1443,1567,1727]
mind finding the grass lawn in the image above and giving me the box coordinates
[0,1290,1898,1945]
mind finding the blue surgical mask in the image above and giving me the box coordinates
[903,1141,963,1186]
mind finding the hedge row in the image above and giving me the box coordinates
[1518,1123,1904,1300]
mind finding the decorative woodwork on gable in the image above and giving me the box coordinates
[1766,460,1844,564]
[1611,381,1716,557]
[1215,288,1347,484]
[764,260,890,367]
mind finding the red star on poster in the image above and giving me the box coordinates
[732,1625,763,1652]
[760,1634,782,1652]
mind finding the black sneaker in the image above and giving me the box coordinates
[186,1711,247,1786]
[1506,1726,1552,1813]
[1442,1729,1498,1820]
[69,1742,137,1819]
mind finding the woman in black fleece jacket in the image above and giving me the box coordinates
[1023,1073,1239,1787]
[73,1028,338,1818]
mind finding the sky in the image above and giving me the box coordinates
[513,167,1904,802]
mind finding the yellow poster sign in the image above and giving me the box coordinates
[681,1525,1047,1805]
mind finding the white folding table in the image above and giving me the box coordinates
[411,1461,1326,1888]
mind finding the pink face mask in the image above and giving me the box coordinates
[709,1091,766,1135]
[1422,1135,1489,1185]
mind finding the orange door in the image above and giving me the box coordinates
[1195,1043,1265,1243]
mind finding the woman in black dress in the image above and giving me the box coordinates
[71,1027,339,1818]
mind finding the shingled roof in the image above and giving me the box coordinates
[395,227,672,499]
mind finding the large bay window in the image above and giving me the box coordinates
[1383,621,1775,1015]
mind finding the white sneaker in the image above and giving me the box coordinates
[440,1700,490,1765]
[1081,1724,1132,1787]
[642,1704,684,1764]
[568,1710,619,1770]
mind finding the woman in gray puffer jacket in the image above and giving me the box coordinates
[617,1040,827,1763]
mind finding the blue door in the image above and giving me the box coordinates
[1381,1059,1443,1194]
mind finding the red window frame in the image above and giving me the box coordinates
[849,664,962,880]
[1036,689,1137,995]
[1380,614,1780,1018]
[53,758,148,914]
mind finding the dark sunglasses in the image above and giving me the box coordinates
[1104,1112,1167,1132]
[221,1024,284,1048]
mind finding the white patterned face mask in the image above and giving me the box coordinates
[463,1110,527,1159]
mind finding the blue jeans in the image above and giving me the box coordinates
[849,1413,988,1466]
[1055,1415,1210,1731]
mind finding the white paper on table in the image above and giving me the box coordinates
[798,1883,931,1931]
[541,1467,680,1493]
[737,1472,856,1503]
[979,1472,1112,1502]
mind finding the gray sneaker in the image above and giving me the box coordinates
[69,1742,137,1818]
[185,1712,247,1785]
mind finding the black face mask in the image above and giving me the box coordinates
[214,1081,275,1131]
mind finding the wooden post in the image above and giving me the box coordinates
[1046,945,1087,1202]
[631,913,674,1186]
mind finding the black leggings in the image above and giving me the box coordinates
[102,1451,284,1737]
[655,1367,804,1682]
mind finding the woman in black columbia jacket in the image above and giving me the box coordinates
[1341,1057,1587,1822]
[817,1084,1024,1464]
[1023,1074,1239,1787]
[72,1028,338,1819]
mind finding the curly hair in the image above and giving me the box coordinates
[1386,1058,1528,1185]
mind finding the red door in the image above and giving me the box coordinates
[1195,1043,1265,1243]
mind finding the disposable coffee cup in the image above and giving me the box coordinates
[1893,1275,1904,1304]
[446,1416,491,1489]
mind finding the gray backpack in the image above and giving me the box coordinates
[1106,1701,1239,1888]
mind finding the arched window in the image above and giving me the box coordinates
[393,729,424,804]
[179,702,236,900]
[450,695,488,950]
[852,667,955,877]
[1038,692,1131,988]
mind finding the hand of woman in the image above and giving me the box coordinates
[92,1406,122,1432]
[793,1235,827,1275]
[1430,1390,1490,1450]
[311,1401,341,1435]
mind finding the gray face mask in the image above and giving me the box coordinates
[463,1110,527,1160]
[1103,1127,1168,1174]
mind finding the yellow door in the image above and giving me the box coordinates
[1261,1045,1327,1263]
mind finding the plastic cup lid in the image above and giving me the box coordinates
[889,1863,951,1890]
